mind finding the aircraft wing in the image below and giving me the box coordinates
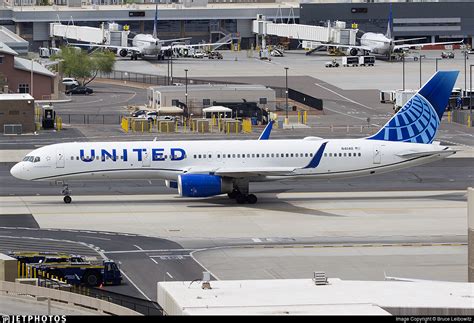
[161,42,231,51]
[308,42,372,52]
[68,43,141,53]
[394,40,463,51]
[184,167,298,178]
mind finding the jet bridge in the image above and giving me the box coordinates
[252,14,358,48]
[50,22,129,46]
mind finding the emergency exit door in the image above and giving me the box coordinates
[373,145,382,164]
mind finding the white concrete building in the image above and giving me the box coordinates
[157,277,474,315]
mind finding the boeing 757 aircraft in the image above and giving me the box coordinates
[11,71,459,204]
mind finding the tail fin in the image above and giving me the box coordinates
[153,3,158,39]
[385,4,393,39]
[367,71,459,144]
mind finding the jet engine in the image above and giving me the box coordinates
[179,48,189,57]
[178,174,233,197]
[119,49,128,57]
[347,48,358,56]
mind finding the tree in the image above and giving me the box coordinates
[52,46,115,86]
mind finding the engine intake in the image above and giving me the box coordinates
[119,49,129,57]
[178,174,233,197]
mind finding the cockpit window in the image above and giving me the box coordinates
[23,156,40,162]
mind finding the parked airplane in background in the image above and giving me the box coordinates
[11,71,459,204]
[316,6,462,59]
[72,4,229,60]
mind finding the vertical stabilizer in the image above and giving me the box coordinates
[367,71,459,144]
[385,4,393,39]
[153,3,158,39]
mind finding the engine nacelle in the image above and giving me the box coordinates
[347,48,358,56]
[165,180,178,189]
[119,49,129,57]
[178,174,233,197]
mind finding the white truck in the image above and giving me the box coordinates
[341,56,359,67]
[394,89,417,112]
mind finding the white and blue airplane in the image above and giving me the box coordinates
[11,71,459,204]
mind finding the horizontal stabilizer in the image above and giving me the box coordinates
[396,150,455,159]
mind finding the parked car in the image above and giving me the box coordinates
[130,109,150,118]
[66,86,93,95]
[62,78,79,87]
[208,51,223,59]
[193,52,205,58]
[441,51,454,59]
[144,112,175,122]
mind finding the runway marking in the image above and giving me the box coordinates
[314,82,377,111]
[119,269,152,301]
[76,235,111,241]
[252,238,262,243]
[133,245,143,251]
[104,248,196,254]
[166,272,173,279]
[150,258,158,265]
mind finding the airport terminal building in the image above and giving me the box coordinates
[0,0,472,51]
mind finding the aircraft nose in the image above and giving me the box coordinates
[10,163,26,180]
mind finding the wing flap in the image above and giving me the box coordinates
[184,167,297,178]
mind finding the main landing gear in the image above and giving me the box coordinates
[62,183,72,204]
[227,187,258,205]
[227,180,258,204]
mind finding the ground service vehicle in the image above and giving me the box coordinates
[208,51,223,59]
[31,259,122,286]
[359,56,375,66]
[342,56,359,67]
[9,251,71,264]
[325,59,339,68]
[441,51,454,59]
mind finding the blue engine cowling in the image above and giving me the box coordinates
[178,174,233,197]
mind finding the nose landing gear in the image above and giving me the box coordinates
[62,184,72,204]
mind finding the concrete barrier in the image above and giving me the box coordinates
[0,281,141,315]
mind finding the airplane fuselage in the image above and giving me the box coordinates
[360,33,391,55]
[10,139,451,183]
[132,34,162,56]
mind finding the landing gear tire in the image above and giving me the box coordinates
[63,196,72,204]
[247,194,257,204]
[228,190,240,199]
[236,194,247,204]
[235,194,258,204]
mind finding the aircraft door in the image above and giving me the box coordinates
[373,145,382,164]
[56,150,65,168]
[142,150,151,167]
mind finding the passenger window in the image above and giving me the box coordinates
[339,153,342,157]
[348,153,351,157]
[343,153,346,157]
[329,153,332,157]
[286,154,289,157]
[324,153,327,157]
[290,153,294,157]
[76,156,79,160]
[256,154,259,158]
[217,154,220,158]
[198,155,202,158]
[228,154,231,158]
[242,154,245,158]
[276,154,279,157]
[247,154,250,158]
[70,156,74,160]
[252,154,255,158]
[310,153,313,157]
[232,154,235,158]
[266,154,269,157]
[358,153,361,157]
[271,154,274,157]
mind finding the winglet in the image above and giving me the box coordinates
[303,142,327,169]
[258,120,274,140]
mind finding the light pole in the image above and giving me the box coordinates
[30,58,34,97]
[402,54,405,91]
[464,50,468,96]
[419,54,422,88]
[435,57,440,72]
[470,64,473,120]
[185,69,188,118]
[170,44,173,85]
[285,67,289,124]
